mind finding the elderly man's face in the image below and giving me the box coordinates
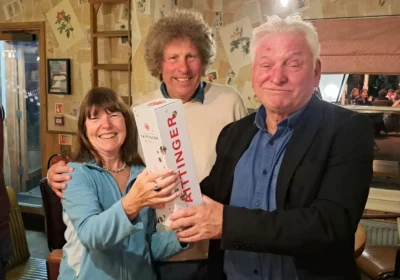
[252,32,321,115]
[161,38,203,102]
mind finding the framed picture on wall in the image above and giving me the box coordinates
[47,59,71,95]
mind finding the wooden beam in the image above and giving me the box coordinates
[16,48,28,191]
[93,31,129,37]
[89,0,127,3]
[90,3,98,87]
[120,96,132,106]
[4,46,21,192]
[94,3,101,14]
[362,214,400,219]
[0,33,12,40]
[0,22,44,30]
[37,22,50,178]
[94,64,129,71]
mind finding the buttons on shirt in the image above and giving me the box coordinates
[269,140,274,145]
[253,269,259,275]
[262,169,267,175]
[234,242,244,250]
[255,201,260,207]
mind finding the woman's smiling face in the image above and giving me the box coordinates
[85,108,126,158]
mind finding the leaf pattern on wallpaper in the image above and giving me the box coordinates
[229,26,250,58]
[55,10,74,38]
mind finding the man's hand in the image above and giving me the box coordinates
[169,195,223,243]
[47,161,73,199]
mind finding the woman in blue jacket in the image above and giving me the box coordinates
[58,87,185,280]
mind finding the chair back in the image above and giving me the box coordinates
[39,178,66,251]
[6,187,30,270]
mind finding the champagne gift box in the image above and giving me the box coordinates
[133,98,203,230]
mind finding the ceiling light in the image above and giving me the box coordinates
[280,0,289,7]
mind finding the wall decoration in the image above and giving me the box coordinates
[55,116,65,126]
[55,103,64,114]
[226,69,236,85]
[120,36,129,45]
[210,0,222,11]
[3,0,22,20]
[242,81,262,109]
[154,0,172,22]
[119,2,129,22]
[213,11,223,28]
[55,10,74,37]
[233,0,262,24]
[80,62,91,95]
[130,2,142,58]
[206,70,218,82]
[84,27,91,45]
[47,59,71,95]
[58,134,72,145]
[45,0,85,51]
[292,0,310,12]
[193,0,209,10]
[219,17,252,72]
[114,3,129,30]
[65,101,80,120]
[136,0,150,14]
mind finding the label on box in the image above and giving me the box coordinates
[133,98,203,230]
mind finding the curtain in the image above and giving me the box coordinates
[311,17,400,74]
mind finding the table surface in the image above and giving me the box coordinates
[354,224,366,259]
[373,159,399,178]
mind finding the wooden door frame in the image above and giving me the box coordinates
[0,21,48,181]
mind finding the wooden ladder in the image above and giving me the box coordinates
[88,0,132,105]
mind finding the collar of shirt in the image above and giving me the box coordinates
[160,81,206,103]
[254,102,308,137]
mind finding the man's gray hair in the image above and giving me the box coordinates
[250,13,320,67]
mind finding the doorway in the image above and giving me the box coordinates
[0,22,46,209]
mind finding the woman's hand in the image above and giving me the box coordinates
[122,168,180,220]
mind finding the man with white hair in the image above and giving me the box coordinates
[170,14,374,280]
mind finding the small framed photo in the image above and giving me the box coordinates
[207,70,218,82]
[47,59,71,95]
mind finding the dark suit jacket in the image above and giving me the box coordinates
[201,96,374,280]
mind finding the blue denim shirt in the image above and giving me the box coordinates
[160,81,206,103]
[223,105,306,280]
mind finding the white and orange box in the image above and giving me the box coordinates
[133,98,203,230]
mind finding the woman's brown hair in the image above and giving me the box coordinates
[73,87,143,167]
